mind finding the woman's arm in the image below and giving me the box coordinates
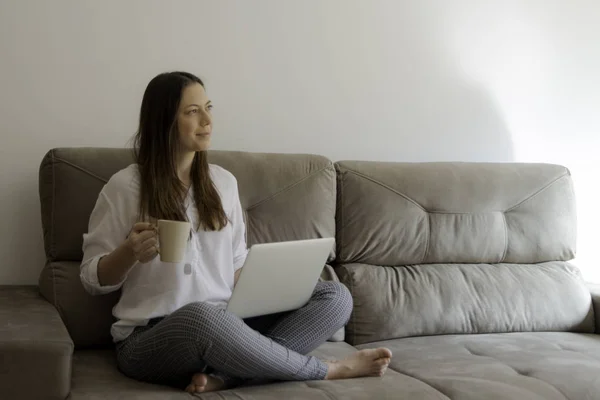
[96,222,158,286]
[97,242,137,286]
[81,171,157,295]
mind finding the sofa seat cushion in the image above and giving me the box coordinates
[358,332,600,400]
[70,342,447,400]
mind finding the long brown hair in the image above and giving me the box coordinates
[133,71,228,231]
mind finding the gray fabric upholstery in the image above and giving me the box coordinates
[34,262,344,351]
[338,262,594,345]
[358,332,600,400]
[335,161,576,265]
[589,284,600,333]
[38,148,136,262]
[19,148,595,399]
[39,261,118,347]
[39,148,336,262]
[207,151,337,254]
[70,350,189,400]
[0,286,73,400]
[69,343,447,400]
[38,148,337,348]
[319,265,345,341]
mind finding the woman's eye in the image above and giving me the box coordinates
[188,109,198,114]
[207,105,213,111]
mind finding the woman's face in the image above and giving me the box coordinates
[176,83,213,153]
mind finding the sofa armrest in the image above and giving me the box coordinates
[589,284,600,333]
[0,286,73,400]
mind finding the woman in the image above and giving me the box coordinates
[80,71,392,394]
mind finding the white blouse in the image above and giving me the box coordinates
[80,164,248,342]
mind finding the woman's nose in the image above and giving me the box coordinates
[199,112,211,127]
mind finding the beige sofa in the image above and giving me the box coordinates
[2,147,600,400]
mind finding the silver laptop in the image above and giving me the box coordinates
[226,238,335,319]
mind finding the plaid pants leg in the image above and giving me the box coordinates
[214,281,353,385]
[249,281,353,353]
[116,281,352,389]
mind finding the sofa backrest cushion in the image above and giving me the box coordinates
[335,161,576,265]
[38,147,336,347]
[338,262,594,345]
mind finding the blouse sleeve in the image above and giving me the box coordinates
[80,172,136,295]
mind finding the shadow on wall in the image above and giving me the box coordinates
[402,73,515,163]
[319,1,515,163]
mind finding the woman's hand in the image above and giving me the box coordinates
[126,222,159,263]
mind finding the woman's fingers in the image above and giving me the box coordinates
[139,237,158,252]
[128,222,159,263]
[131,230,155,247]
[136,230,157,243]
[138,237,159,262]
[131,222,155,234]
[138,246,159,263]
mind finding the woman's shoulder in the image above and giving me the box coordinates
[209,164,237,184]
[102,164,141,199]
[208,164,239,195]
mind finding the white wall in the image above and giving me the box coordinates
[1,0,598,284]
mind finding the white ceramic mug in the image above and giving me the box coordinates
[157,220,191,263]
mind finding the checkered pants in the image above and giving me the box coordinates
[115,281,353,389]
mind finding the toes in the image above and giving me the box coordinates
[372,357,389,377]
[195,384,207,393]
[192,373,208,386]
[188,373,209,393]
[374,358,389,367]
[376,347,393,359]
[361,348,392,361]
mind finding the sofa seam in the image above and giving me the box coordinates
[422,211,431,263]
[465,344,571,400]
[245,164,332,211]
[350,267,357,345]
[0,338,74,348]
[504,173,568,212]
[345,170,426,211]
[222,389,245,400]
[384,368,452,400]
[501,212,508,262]
[339,169,345,262]
[303,382,337,400]
[538,334,600,360]
[53,156,110,183]
[426,210,504,215]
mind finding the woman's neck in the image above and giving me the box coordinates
[177,151,196,186]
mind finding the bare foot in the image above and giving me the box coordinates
[185,373,226,394]
[325,348,392,380]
